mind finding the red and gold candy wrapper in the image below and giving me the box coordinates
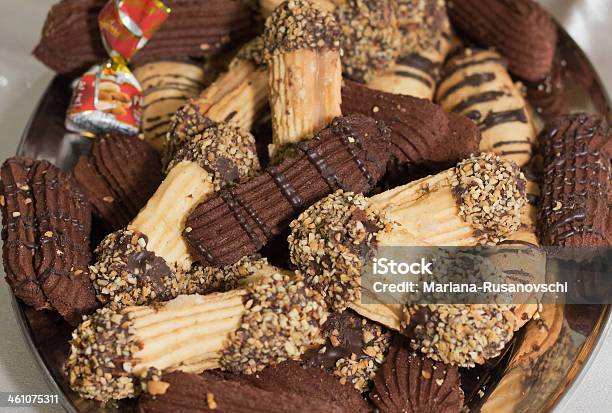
[99,0,171,62]
[66,63,142,135]
[66,0,170,136]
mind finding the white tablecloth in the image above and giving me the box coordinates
[0,1,609,412]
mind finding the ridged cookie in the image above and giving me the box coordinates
[1,157,97,324]
[33,0,256,73]
[134,61,206,152]
[342,80,480,170]
[370,335,464,413]
[436,49,536,166]
[447,0,557,81]
[73,134,163,231]
[138,370,352,413]
[538,113,612,247]
[184,114,392,266]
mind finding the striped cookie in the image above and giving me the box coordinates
[134,61,206,152]
[368,0,454,99]
[436,49,536,166]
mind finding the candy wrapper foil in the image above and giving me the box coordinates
[66,63,142,136]
[99,0,171,62]
[66,0,170,136]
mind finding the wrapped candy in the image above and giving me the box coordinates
[66,0,170,136]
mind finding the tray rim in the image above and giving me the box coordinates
[10,74,81,413]
[8,19,612,413]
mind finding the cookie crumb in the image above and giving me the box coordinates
[207,392,218,409]
[147,380,169,396]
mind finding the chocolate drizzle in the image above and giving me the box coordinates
[440,56,506,81]
[184,114,391,266]
[137,73,205,89]
[267,166,304,209]
[397,53,438,78]
[538,113,612,247]
[144,93,194,106]
[436,49,535,166]
[143,119,171,134]
[393,70,433,87]
[1,157,97,324]
[297,140,342,191]
[339,132,375,186]
[479,108,528,131]
[492,139,531,148]
[220,189,271,249]
[464,110,481,121]
[450,91,508,113]
[438,72,496,101]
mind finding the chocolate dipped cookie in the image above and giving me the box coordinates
[66,272,328,401]
[90,121,260,306]
[368,0,454,99]
[183,114,392,267]
[304,310,391,392]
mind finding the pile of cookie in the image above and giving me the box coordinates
[1,0,610,411]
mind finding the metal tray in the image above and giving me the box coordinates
[8,22,612,413]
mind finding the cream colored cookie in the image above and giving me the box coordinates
[134,61,206,152]
[436,49,536,166]
[66,273,328,402]
[368,0,454,99]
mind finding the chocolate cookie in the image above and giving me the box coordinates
[245,361,369,412]
[538,113,612,247]
[73,134,163,231]
[341,80,480,170]
[370,335,464,413]
[138,370,352,413]
[33,0,256,73]
[1,157,97,324]
[526,59,569,120]
[183,114,392,266]
[447,0,557,82]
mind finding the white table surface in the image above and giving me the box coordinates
[0,1,610,412]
